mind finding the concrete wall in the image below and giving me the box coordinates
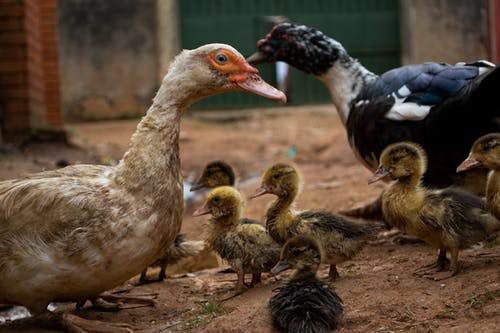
[400,0,490,65]
[58,0,159,121]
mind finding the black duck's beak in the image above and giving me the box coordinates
[456,156,481,173]
[271,260,292,275]
[368,167,391,184]
[246,51,271,66]
[192,204,211,217]
[190,179,206,192]
[250,184,270,198]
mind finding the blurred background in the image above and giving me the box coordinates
[0,0,499,144]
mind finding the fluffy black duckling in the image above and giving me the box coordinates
[458,133,500,220]
[190,160,236,191]
[138,234,205,284]
[252,163,382,279]
[369,142,500,278]
[248,23,499,194]
[270,235,343,333]
[193,186,280,292]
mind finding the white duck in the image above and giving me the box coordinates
[0,43,285,332]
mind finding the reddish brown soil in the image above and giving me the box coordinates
[0,105,498,333]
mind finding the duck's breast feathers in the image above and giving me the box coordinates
[355,62,496,122]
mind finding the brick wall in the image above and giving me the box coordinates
[0,0,63,144]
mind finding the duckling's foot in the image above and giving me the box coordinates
[328,265,340,280]
[249,272,262,287]
[35,312,132,333]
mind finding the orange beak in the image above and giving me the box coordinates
[457,156,482,173]
[250,185,270,198]
[368,167,392,184]
[193,203,211,217]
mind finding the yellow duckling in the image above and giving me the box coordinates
[190,160,236,191]
[252,163,382,279]
[193,186,280,292]
[369,141,500,278]
[270,235,343,333]
[457,133,500,220]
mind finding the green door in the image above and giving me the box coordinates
[179,0,400,109]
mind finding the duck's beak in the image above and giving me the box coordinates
[192,204,211,217]
[246,51,270,66]
[368,167,391,184]
[457,156,481,172]
[250,184,270,198]
[190,179,206,192]
[235,72,286,103]
[271,260,291,275]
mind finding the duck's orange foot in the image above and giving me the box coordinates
[30,312,132,333]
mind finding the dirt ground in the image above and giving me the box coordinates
[0,105,498,333]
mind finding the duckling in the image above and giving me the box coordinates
[269,235,343,333]
[190,160,236,191]
[369,141,500,278]
[0,44,285,332]
[457,133,500,220]
[138,234,205,284]
[193,186,280,292]
[252,163,382,279]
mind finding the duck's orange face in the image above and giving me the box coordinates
[207,48,286,103]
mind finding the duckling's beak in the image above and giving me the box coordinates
[246,51,270,66]
[368,167,391,184]
[271,260,292,275]
[250,184,270,198]
[193,204,211,217]
[456,156,481,172]
[190,179,206,192]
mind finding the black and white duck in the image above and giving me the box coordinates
[248,23,500,197]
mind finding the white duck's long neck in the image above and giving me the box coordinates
[319,56,377,125]
[112,61,197,209]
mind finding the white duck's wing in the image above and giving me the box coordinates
[0,165,119,234]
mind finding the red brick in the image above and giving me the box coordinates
[0,5,24,17]
[0,61,27,72]
[0,72,26,86]
[0,46,27,59]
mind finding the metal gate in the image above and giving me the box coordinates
[179,0,400,109]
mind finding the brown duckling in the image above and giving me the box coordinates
[193,186,280,292]
[252,163,382,279]
[190,160,236,191]
[457,133,500,220]
[270,235,343,333]
[369,141,500,278]
[138,234,205,284]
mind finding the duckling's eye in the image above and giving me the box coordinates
[273,174,281,180]
[212,196,220,203]
[215,53,228,65]
[391,156,400,164]
[292,249,302,256]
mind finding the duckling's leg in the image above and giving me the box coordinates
[414,249,449,276]
[30,311,132,333]
[432,248,461,281]
[250,272,261,287]
[158,263,167,281]
[328,265,339,280]
[235,270,247,291]
[137,264,167,285]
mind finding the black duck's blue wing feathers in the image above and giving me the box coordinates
[360,63,483,106]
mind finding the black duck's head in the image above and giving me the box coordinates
[192,186,242,224]
[251,163,300,199]
[271,235,322,277]
[457,133,500,172]
[247,22,346,76]
[369,142,427,184]
[190,160,236,191]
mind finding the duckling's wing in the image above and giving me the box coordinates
[299,210,378,239]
